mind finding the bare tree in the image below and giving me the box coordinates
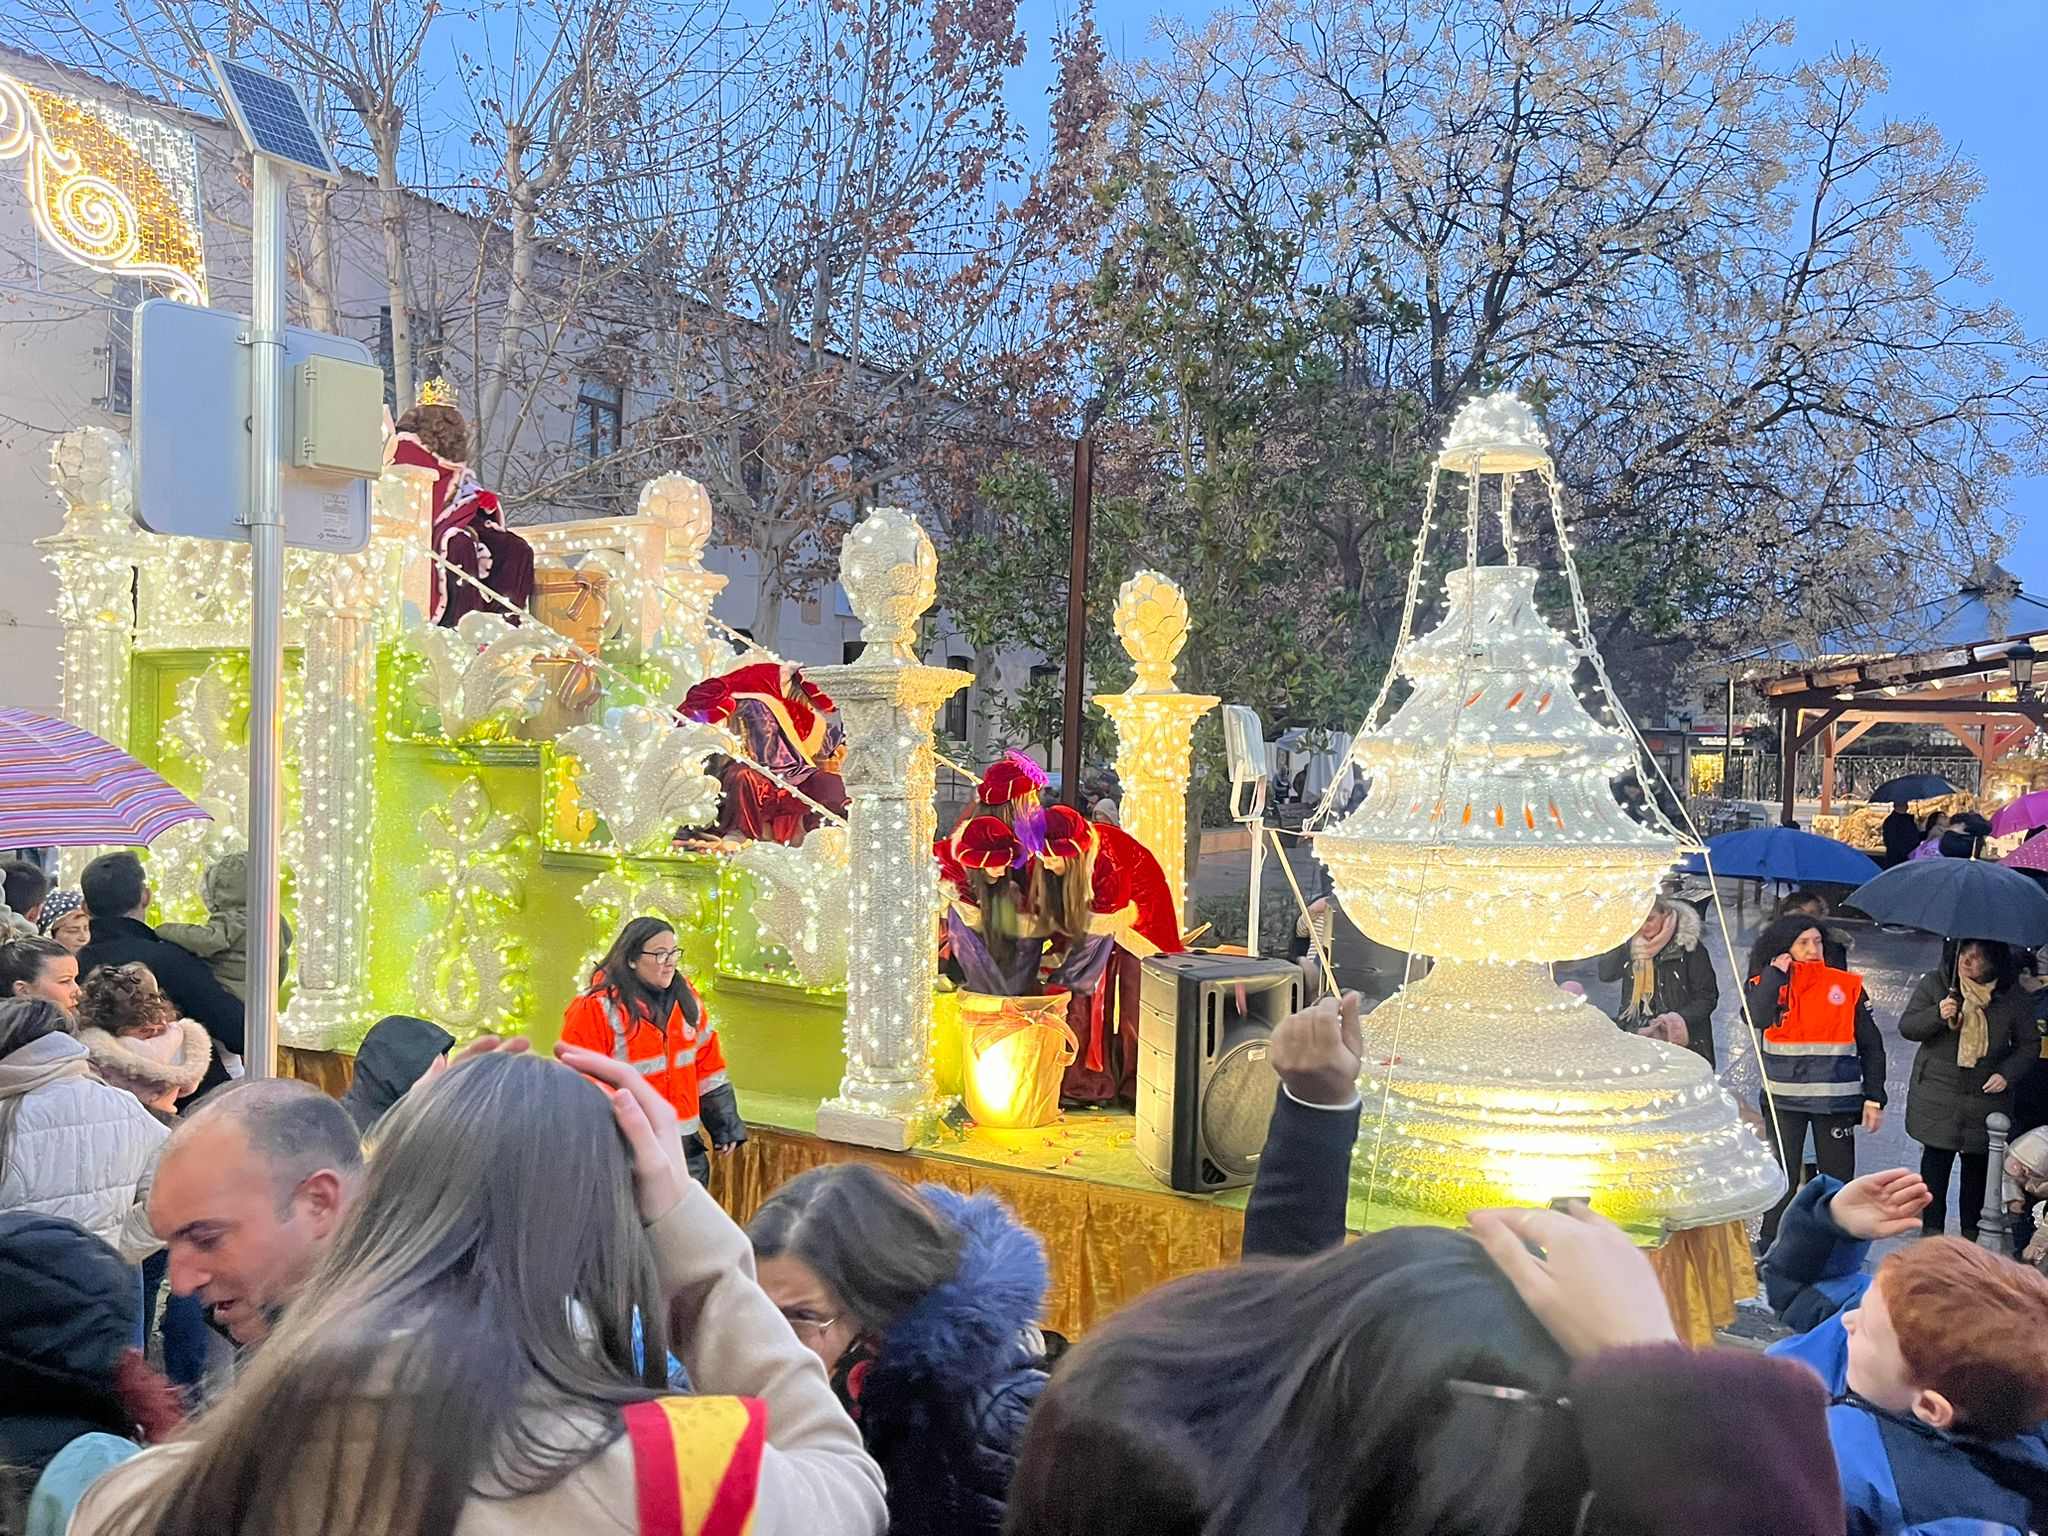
[1121,0,2048,656]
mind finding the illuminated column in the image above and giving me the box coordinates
[281,532,390,1050]
[1093,571,1218,917]
[811,509,972,1150]
[36,429,146,882]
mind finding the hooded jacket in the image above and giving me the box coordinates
[340,1015,455,1134]
[1764,1176,2048,1534]
[156,852,294,1006]
[78,915,244,1098]
[77,1019,212,1116]
[0,1212,146,1475]
[0,1033,165,1261]
[846,1185,1050,1536]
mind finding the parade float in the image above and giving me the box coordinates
[35,387,1772,1337]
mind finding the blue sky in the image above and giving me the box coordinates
[1009,0,2047,591]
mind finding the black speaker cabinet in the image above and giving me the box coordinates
[1135,952,1301,1193]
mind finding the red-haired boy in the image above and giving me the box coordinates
[1764,1168,2048,1533]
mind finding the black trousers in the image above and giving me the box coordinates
[1760,1102,1859,1245]
[1919,1145,1990,1241]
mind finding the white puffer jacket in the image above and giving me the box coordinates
[0,1032,167,1261]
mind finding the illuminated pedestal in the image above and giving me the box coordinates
[1355,961,1780,1231]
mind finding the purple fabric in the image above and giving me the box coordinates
[1041,931,1115,996]
[945,910,1045,997]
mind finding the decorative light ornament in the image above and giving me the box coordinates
[1094,571,1218,915]
[811,508,972,1149]
[402,610,559,741]
[1314,391,1783,1233]
[0,71,207,302]
[730,827,851,989]
[556,705,729,854]
[412,774,533,1039]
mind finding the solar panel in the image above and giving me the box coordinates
[207,56,339,180]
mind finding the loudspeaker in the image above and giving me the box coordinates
[1135,951,1301,1193]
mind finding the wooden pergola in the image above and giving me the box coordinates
[1756,624,2048,825]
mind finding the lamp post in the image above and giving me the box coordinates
[2009,643,2037,701]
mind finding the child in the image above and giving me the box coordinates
[74,964,212,1117]
[1764,1169,2048,1532]
[157,851,293,1006]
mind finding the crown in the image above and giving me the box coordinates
[416,376,457,408]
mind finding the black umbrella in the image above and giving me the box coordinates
[1868,772,1957,806]
[1848,858,2048,949]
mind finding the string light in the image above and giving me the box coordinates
[1093,571,1218,915]
[0,71,207,302]
[1315,392,1784,1233]
[812,509,971,1149]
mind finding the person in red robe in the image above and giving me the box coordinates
[679,662,838,846]
[1034,803,1183,1107]
[387,387,535,628]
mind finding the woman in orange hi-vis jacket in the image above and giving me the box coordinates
[564,916,746,1184]
[1743,913,1888,1246]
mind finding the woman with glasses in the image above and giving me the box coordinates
[746,1164,1051,1536]
[561,916,744,1184]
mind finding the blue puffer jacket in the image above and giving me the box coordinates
[1763,1176,2048,1535]
[849,1185,1049,1536]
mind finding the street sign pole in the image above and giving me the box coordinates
[244,154,286,1079]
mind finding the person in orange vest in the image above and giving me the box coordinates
[1744,913,1888,1246]
[563,916,745,1184]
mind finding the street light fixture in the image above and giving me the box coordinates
[2009,642,2037,699]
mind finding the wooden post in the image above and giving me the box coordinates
[1060,434,1094,809]
[1779,706,1798,826]
[1981,1112,2014,1256]
[1819,722,1837,815]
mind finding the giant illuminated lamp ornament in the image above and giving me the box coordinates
[1313,392,1782,1232]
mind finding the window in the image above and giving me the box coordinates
[1030,664,1059,691]
[844,641,864,665]
[942,655,973,741]
[577,377,624,464]
[99,278,144,415]
[376,307,444,409]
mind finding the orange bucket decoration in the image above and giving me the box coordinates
[959,991,1076,1130]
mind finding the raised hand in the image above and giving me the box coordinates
[1829,1168,1932,1240]
[1269,991,1363,1107]
[556,1041,688,1223]
[1468,1202,1679,1360]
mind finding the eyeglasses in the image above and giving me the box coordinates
[780,1310,841,1336]
[638,949,681,965]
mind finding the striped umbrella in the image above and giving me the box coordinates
[0,709,209,847]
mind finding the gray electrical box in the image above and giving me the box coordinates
[132,297,374,553]
[292,356,386,478]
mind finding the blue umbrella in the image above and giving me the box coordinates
[1848,858,2048,948]
[1868,772,1956,806]
[1677,826,1881,884]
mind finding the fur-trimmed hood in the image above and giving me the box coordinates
[77,1020,212,1098]
[1664,900,1703,954]
[867,1185,1049,1403]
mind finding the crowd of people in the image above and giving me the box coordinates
[7,834,2048,1536]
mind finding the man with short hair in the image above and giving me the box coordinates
[0,937,80,1014]
[1,857,50,939]
[150,1077,363,1349]
[76,851,244,1096]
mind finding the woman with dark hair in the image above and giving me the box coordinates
[561,916,744,1183]
[1901,938,2040,1240]
[1006,1209,1840,1536]
[71,1047,887,1536]
[748,1163,1050,1536]
[1769,889,1848,970]
[1744,914,1888,1245]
